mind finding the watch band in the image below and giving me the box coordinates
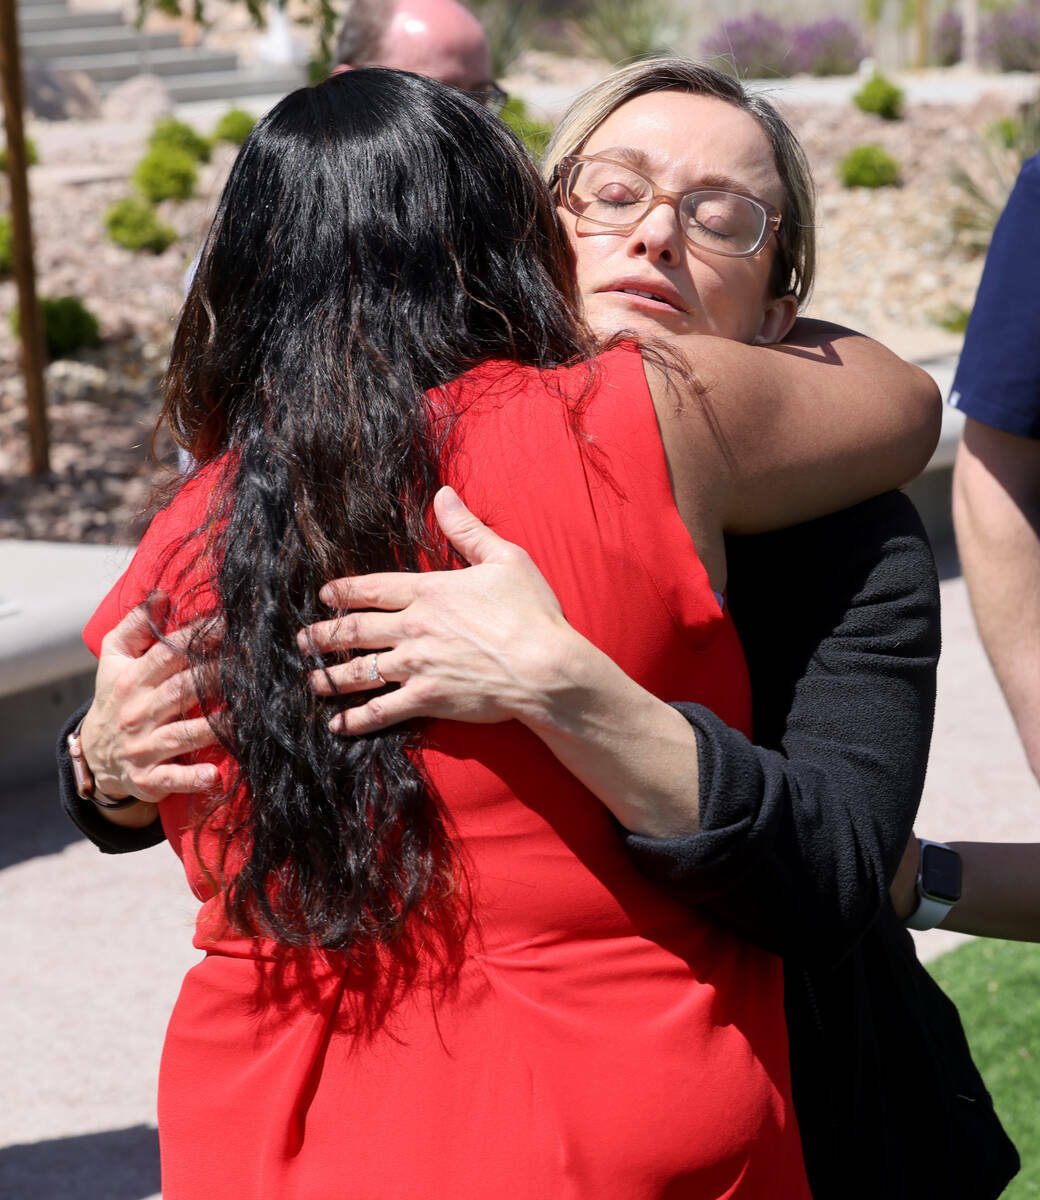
[66,717,139,811]
[905,892,954,931]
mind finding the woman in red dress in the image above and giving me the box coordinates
[81,67,937,1198]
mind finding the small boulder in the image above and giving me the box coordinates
[101,74,174,124]
[22,61,101,120]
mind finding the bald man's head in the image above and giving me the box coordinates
[335,0,492,93]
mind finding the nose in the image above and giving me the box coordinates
[625,198,684,266]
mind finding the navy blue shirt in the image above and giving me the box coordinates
[950,154,1040,438]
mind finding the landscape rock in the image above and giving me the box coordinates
[100,75,174,125]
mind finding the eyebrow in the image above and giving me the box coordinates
[591,146,760,199]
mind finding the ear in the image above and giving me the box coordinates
[752,292,798,345]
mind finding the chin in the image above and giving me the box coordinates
[588,301,693,342]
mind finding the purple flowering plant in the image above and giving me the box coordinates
[933,9,962,66]
[701,12,793,77]
[791,16,866,75]
[981,5,1040,71]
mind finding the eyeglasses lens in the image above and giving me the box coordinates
[566,160,767,256]
[480,83,508,115]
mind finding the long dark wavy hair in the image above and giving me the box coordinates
[159,69,595,955]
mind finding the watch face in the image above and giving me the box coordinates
[921,843,962,904]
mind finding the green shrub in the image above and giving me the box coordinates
[853,72,904,120]
[104,196,177,254]
[11,295,100,359]
[0,215,12,276]
[500,95,553,159]
[467,0,535,76]
[933,303,971,333]
[838,143,901,188]
[575,0,685,63]
[148,116,210,163]
[0,137,39,172]
[133,146,197,203]
[212,107,256,147]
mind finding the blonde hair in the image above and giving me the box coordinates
[543,58,815,305]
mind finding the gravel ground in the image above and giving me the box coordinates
[0,60,1032,543]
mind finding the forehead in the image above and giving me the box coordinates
[581,90,784,208]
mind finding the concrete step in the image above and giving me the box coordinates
[19,6,124,33]
[22,27,182,57]
[160,65,302,102]
[47,45,239,83]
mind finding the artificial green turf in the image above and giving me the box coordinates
[928,939,1040,1197]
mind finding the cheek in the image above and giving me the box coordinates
[692,257,773,341]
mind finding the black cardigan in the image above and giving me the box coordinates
[57,491,1018,1196]
[625,490,1018,1199]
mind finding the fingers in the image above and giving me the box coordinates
[99,592,169,660]
[319,572,423,611]
[328,689,425,737]
[433,486,518,567]
[132,757,222,805]
[299,611,403,657]
[132,619,222,689]
[308,652,398,697]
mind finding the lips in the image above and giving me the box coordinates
[600,279,687,313]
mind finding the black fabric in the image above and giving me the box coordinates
[624,491,1018,1198]
[56,702,165,855]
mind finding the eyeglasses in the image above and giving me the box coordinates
[470,81,508,115]
[555,154,782,259]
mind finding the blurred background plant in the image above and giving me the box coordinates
[212,108,258,147]
[0,138,39,173]
[701,11,792,76]
[570,0,685,63]
[11,296,100,360]
[980,2,1040,70]
[933,8,963,65]
[838,142,902,187]
[500,96,553,158]
[468,0,538,75]
[148,117,211,165]
[104,197,178,254]
[0,214,12,276]
[791,16,867,75]
[951,99,1040,252]
[854,71,905,119]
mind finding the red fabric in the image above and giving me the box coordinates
[86,345,808,1200]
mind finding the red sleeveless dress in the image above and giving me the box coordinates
[85,345,809,1200]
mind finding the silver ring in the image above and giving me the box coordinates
[367,654,385,684]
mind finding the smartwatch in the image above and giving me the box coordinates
[905,839,962,931]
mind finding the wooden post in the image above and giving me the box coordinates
[0,0,50,475]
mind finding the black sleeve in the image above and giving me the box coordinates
[57,701,166,854]
[622,491,940,965]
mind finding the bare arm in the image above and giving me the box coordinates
[649,321,941,545]
[953,418,1040,781]
[892,834,1040,942]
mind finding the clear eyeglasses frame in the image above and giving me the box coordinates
[554,154,782,259]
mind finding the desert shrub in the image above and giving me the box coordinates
[933,9,963,66]
[853,72,904,120]
[148,116,210,163]
[11,295,100,359]
[575,0,684,63]
[468,0,537,75]
[838,143,901,188]
[104,196,177,253]
[951,102,1040,252]
[499,95,553,158]
[981,5,1040,71]
[702,11,791,76]
[212,107,256,146]
[134,145,197,203]
[934,303,971,333]
[791,16,866,75]
[0,137,39,172]
[0,215,12,275]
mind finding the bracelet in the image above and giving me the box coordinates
[67,717,140,811]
